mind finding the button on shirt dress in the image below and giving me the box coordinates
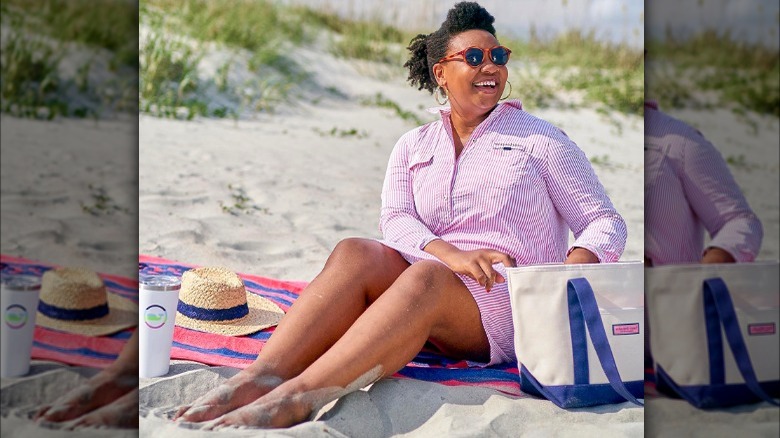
[377,100,627,365]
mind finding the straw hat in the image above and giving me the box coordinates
[175,267,284,336]
[36,267,138,336]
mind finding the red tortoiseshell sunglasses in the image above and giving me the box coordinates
[438,46,512,67]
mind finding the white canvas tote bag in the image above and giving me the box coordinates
[507,262,644,408]
[646,261,780,408]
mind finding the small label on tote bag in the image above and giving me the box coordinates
[612,323,640,335]
[748,323,776,336]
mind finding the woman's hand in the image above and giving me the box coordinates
[701,247,736,264]
[564,247,600,264]
[424,240,515,291]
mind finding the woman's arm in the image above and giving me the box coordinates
[379,134,440,250]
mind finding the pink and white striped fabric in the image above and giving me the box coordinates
[644,101,763,266]
[377,100,627,365]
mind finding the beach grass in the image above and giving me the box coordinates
[505,30,644,114]
[360,92,427,126]
[0,33,66,119]
[2,0,138,69]
[293,6,411,64]
[139,32,204,119]
[646,31,779,116]
[1,0,138,119]
[122,0,644,123]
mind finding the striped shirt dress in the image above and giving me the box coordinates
[377,100,627,365]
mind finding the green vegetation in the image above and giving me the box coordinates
[295,7,411,64]
[0,33,66,119]
[2,0,647,120]
[139,33,205,119]
[314,126,369,139]
[505,30,644,114]
[646,31,779,116]
[589,154,624,171]
[0,0,138,119]
[3,0,138,68]
[361,92,427,126]
[80,184,130,216]
[219,184,268,216]
[140,0,309,119]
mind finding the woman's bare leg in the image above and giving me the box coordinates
[204,259,490,429]
[176,238,411,422]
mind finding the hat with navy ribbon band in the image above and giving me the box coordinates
[36,267,138,336]
[175,266,284,336]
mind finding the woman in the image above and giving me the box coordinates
[176,2,626,429]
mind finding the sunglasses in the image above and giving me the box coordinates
[438,46,512,67]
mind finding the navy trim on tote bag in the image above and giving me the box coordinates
[520,277,644,408]
[657,278,780,408]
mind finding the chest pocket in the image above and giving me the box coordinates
[484,142,533,190]
[407,151,436,195]
[644,142,670,194]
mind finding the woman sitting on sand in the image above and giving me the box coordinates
[175,1,626,429]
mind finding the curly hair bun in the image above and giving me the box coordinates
[443,2,496,35]
[404,2,497,94]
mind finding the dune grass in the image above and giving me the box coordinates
[505,30,644,114]
[646,31,779,116]
[0,33,66,119]
[1,0,138,119]
[139,33,204,119]
[293,6,412,64]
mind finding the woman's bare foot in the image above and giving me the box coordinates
[64,389,139,430]
[201,383,329,430]
[174,368,284,423]
[34,369,137,423]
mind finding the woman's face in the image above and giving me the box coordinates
[433,29,509,120]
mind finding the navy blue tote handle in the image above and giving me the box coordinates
[568,277,643,406]
[703,278,780,406]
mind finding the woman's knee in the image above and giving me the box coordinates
[395,260,452,300]
[326,238,379,267]
[325,238,408,278]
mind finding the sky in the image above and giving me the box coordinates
[278,0,779,48]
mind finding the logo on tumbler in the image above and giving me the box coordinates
[144,305,167,329]
[4,305,28,329]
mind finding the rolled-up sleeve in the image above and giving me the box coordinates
[681,137,763,262]
[379,134,439,250]
[543,136,627,262]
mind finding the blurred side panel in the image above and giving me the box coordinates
[645,0,779,436]
[1,0,139,434]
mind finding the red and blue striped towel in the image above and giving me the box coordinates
[140,255,522,396]
[1,255,137,369]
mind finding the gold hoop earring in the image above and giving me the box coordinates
[500,81,512,101]
[434,86,448,105]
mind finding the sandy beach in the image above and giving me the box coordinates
[133,32,654,436]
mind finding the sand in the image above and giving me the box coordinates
[2,20,778,438]
[0,115,139,279]
[132,39,652,436]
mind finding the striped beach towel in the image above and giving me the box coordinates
[0,255,137,369]
[140,255,522,396]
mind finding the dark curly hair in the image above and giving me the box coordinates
[404,2,496,94]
